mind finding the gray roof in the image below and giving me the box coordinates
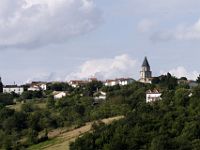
[4,85,23,88]
[142,57,150,67]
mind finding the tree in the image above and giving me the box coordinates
[0,93,14,105]
[149,135,169,150]
[21,103,35,113]
[83,81,103,96]
[47,82,72,91]
[0,80,3,93]
[196,74,200,84]
[151,73,178,89]
[21,91,32,99]
[46,96,55,109]
[180,77,187,81]
[21,91,43,100]
[27,129,38,145]
[152,77,160,84]
[169,87,190,110]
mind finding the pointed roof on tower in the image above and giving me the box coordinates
[142,57,150,67]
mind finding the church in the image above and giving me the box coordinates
[139,57,153,84]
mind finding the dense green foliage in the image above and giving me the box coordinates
[0,81,148,149]
[20,91,44,100]
[0,93,15,105]
[70,84,200,150]
[152,73,178,90]
[47,82,73,91]
[1,76,199,150]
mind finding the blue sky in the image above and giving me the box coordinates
[1,0,200,84]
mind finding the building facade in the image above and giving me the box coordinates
[104,78,135,86]
[68,80,87,88]
[94,91,107,101]
[28,82,47,91]
[53,91,67,99]
[3,85,24,95]
[146,89,162,103]
[139,57,152,84]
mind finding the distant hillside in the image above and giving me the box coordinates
[70,87,200,149]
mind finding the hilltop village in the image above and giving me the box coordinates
[0,57,198,103]
[1,57,200,149]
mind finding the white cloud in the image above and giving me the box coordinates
[175,19,200,40]
[160,66,199,80]
[137,19,157,32]
[65,54,138,81]
[128,0,200,14]
[24,54,139,83]
[151,19,200,41]
[0,0,102,49]
[26,72,62,83]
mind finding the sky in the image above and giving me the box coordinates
[1,0,200,84]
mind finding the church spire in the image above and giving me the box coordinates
[142,57,150,67]
[139,57,152,84]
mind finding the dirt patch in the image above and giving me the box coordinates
[43,116,124,150]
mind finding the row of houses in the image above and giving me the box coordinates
[3,81,196,103]
[104,78,135,86]
[68,78,135,88]
[2,77,134,96]
[2,82,69,100]
[3,82,47,95]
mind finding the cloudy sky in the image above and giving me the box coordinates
[1,0,200,84]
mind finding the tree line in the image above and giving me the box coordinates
[70,74,200,150]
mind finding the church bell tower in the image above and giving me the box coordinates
[139,57,152,83]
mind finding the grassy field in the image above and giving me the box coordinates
[6,103,22,111]
[28,116,124,150]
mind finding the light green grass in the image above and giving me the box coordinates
[27,138,61,150]
[6,103,22,111]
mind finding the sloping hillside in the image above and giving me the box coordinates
[28,116,124,150]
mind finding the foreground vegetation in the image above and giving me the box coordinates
[0,80,148,149]
[71,75,200,150]
[0,73,199,149]
[28,116,124,150]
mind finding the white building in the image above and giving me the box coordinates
[94,91,107,100]
[68,80,87,88]
[53,91,68,99]
[118,78,135,86]
[28,82,47,91]
[40,83,47,90]
[3,85,24,95]
[146,89,162,103]
[104,78,134,86]
[104,80,119,86]
[28,85,41,91]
